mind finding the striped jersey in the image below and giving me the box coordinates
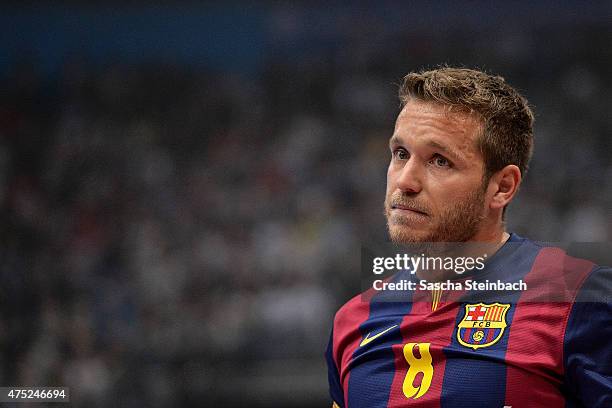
[326,234,611,407]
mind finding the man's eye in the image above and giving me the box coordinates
[432,155,450,167]
[393,149,409,161]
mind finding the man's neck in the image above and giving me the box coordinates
[414,229,510,282]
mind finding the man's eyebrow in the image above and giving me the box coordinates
[389,136,402,147]
[389,136,463,162]
[426,140,462,162]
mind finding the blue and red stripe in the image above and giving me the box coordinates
[347,271,415,407]
[440,234,537,408]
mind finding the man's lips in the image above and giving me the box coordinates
[391,204,428,216]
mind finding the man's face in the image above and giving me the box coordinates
[385,100,489,243]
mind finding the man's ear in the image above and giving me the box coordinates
[488,165,522,210]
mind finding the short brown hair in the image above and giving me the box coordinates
[399,67,534,180]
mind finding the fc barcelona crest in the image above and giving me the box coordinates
[457,303,510,350]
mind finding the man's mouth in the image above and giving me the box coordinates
[391,204,428,216]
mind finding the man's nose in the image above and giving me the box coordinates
[395,159,423,193]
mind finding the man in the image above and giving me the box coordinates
[326,68,611,407]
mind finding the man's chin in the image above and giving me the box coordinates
[387,224,431,244]
[388,228,458,256]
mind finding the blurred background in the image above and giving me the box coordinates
[1,1,611,407]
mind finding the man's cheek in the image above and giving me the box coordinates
[386,167,396,194]
[387,163,395,180]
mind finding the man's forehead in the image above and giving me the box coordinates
[395,100,482,131]
[392,100,484,161]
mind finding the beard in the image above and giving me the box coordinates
[384,185,486,246]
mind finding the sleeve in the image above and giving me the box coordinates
[563,266,612,407]
[325,326,345,408]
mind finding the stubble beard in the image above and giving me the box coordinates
[384,186,486,247]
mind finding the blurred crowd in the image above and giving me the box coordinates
[0,17,611,408]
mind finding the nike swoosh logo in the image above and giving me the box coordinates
[359,324,398,347]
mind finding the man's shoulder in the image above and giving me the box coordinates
[333,290,371,326]
[511,234,610,302]
[573,264,611,303]
[528,239,608,279]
